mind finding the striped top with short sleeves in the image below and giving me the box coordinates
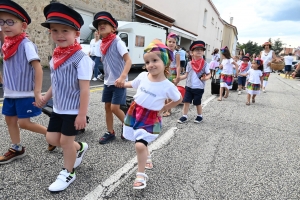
[102,36,128,86]
[3,38,39,93]
[50,50,93,112]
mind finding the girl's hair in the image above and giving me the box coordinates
[211,48,219,55]
[220,47,231,59]
[239,49,245,56]
[252,59,263,71]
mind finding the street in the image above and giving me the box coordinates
[0,73,300,199]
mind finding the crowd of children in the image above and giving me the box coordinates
[0,0,285,193]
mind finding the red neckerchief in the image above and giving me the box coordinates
[52,41,82,70]
[240,62,248,72]
[191,57,205,74]
[2,32,26,61]
[101,33,116,55]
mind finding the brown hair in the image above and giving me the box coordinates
[211,48,219,55]
[221,48,232,59]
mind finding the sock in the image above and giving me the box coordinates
[183,115,187,118]
[198,114,203,117]
[11,144,22,151]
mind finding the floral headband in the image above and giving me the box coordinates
[167,32,179,43]
[254,58,263,66]
[220,46,228,53]
[144,39,174,66]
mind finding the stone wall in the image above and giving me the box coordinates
[13,0,133,66]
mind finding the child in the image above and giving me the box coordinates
[89,30,103,81]
[237,55,250,94]
[0,0,56,165]
[233,55,241,66]
[177,41,211,123]
[163,32,180,117]
[209,48,220,79]
[123,39,182,189]
[217,46,238,101]
[240,58,263,105]
[92,11,132,144]
[40,3,93,191]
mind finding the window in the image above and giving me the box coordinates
[220,30,222,40]
[217,27,219,40]
[212,17,214,24]
[203,9,207,27]
[119,33,128,47]
[135,35,145,47]
[216,22,217,28]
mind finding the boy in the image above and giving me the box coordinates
[177,41,211,124]
[237,55,251,94]
[0,0,55,165]
[92,12,132,144]
[40,2,93,192]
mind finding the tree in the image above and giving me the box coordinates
[271,38,285,55]
[239,40,261,56]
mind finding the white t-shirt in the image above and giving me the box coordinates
[52,56,94,114]
[247,69,262,84]
[284,56,293,65]
[221,58,234,74]
[261,50,273,72]
[90,39,102,57]
[131,72,181,111]
[212,54,220,61]
[185,62,210,89]
[4,42,40,98]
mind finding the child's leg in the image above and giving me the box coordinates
[5,116,20,144]
[134,140,148,188]
[224,88,229,98]
[145,147,153,169]
[111,104,125,123]
[218,87,224,100]
[183,102,190,115]
[105,102,114,133]
[196,104,202,115]
[246,94,251,104]
[60,135,80,172]
[18,118,47,135]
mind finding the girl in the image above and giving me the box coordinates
[163,32,180,117]
[241,58,263,105]
[123,39,182,189]
[237,55,250,94]
[209,48,220,79]
[260,42,281,93]
[238,49,245,60]
[218,46,238,101]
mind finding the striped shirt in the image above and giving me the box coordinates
[170,50,179,68]
[50,50,94,113]
[102,36,128,85]
[3,38,39,96]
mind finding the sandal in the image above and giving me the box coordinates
[246,102,250,105]
[252,99,255,103]
[145,156,153,170]
[133,172,149,189]
[162,111,171,117]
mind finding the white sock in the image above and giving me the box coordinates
[198,114,203,117]
[183,115,188,118]
[11,144,22,151]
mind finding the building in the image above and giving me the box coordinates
[13,0,133,66]
[135,0,224,62]
[221,17,238,56]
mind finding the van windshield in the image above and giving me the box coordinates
[119,33,128,47]
[81,30,95,45]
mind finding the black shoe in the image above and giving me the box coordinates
[177,116,187,124]
[99,132,116,144]
[194,116,203,123]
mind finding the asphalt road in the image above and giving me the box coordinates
[0,73,300,200]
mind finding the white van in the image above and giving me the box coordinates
[80,21,167,68]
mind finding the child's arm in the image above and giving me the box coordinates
[232,61,239,76]
[174,53,181,85]
[124,81,133,88]
[201,73,211,81]
[160,96,182,115]
[115,53,132,88]
[31,60,43,107]
[179,72,188,81]
[75,80,90,130]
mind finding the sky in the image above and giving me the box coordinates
[212,0,300,48]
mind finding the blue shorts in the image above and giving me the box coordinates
[238,76,247,86]
[102,85,126,105]
[183,86,204,106]
[2,97,41,118]
[285,65,292,72]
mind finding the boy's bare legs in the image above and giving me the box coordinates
[105,102,114,133]
[183,102,190,115]
[196,104,202,115]
[111,104,125,123]
[18,118,47,135]
[5,116,20,144]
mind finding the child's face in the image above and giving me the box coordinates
[97,21,116,37]
[243,60,248,64]
[191,47,204,58]
[166,38,176,50]
[49,24,79,47]
[0,12,27,37]
[233,57,238,62]
[251,62,258,69]
[144,52,165,76]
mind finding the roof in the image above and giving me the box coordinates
[135,10,173,27]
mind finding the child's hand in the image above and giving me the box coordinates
[173,77,180,85]
[158,106,166,116]
[115,77,126,88]
[33,95,45,108]
[200,74,207,81]
[74,115,87,130]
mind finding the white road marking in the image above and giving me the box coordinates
[82,95,216,200]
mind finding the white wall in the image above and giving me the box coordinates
[138,0,223,62]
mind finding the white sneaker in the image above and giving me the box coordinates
[74,142,88,168]
[48,169,76,192]
[97,74,102,79]
[92,77,97,81]
[238,91,241,95]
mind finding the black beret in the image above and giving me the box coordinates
[41,2,84,30]
[0,0,31,24]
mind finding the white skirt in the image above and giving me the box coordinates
[123,125,159,143]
